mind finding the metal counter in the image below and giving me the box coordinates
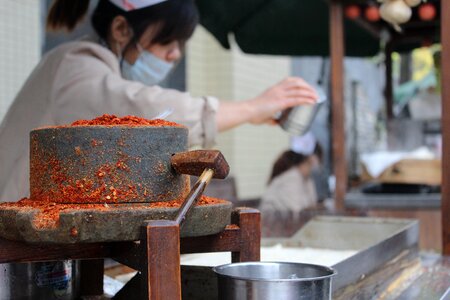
[181,216,420,299]
[345,189,441,209]
[263,216,419,292]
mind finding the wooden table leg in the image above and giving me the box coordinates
[141,220,181,300]
[79,259,104,296]
[231,208,261,262]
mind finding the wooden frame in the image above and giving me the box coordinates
[329,0,449,254]
[0,208,261,299]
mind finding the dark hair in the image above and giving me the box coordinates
[268,144,322,184]
[47,0,198,46]
[47,0,90,31]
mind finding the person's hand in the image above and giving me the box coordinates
[246,77,319,124]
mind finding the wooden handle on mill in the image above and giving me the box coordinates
[170,150,230,179]
[172,150,230,228]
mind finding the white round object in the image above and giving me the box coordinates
[380,0,412,25]
[404,0,422,7]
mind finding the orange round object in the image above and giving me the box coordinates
[345,5,361,19]
[418,3,436,21]
[365,5,380,22]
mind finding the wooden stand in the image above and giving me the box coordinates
[0,207,261,300]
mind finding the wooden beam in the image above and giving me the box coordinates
[385,42,394,119]
[0,238,111,263]
[441,0,450,256]
[330,0,347,211]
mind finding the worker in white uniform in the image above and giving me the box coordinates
[261,132,321,215]
[0,0,318,203]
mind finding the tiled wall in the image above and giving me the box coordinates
[0,1,42,121]
[187,27,291,199]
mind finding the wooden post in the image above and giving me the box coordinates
[330,0,347,211]
[441,0,450,255]
[141,220,181,300]
[385,42,394,120]
[231,208,261,262]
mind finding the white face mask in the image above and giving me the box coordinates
[121,44,174,86]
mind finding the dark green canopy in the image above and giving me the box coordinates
[196,0,381,57]
[196,0,441,57]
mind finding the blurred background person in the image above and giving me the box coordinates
[260,132,322,216]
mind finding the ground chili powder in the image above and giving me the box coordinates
[71,114,184,127]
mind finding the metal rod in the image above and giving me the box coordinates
[385,42,394,119]
[174,169,214,227]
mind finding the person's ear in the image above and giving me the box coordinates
[110,15,133,46]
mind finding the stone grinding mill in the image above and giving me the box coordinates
[0,116,233,243]
[0,116,261,300]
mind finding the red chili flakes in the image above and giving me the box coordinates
[70,114,184,127]
[155,161,166,174]
[96,164,111,179]
[70,227,78,237]
[116,161,130,171]
[91,139,102,147]
[146,195,227,208]
[31,151,143,203]
[74,146,82,156]
[226,224,240,230]
[0,199,108,229]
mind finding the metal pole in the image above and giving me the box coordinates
[385,42,394,119]
[330,0,346,211]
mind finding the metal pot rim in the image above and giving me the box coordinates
[212,261,337,282]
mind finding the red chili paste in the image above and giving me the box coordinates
[71,114,183,127]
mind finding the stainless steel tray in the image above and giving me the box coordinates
[262,216,420,292]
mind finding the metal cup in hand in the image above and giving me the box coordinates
[278,86,326,136]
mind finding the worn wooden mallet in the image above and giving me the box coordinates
[171,150,230,228]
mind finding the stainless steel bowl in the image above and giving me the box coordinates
[213,261,336,300]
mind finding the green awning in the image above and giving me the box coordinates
[196,0,440,57]
[196,0,380,57]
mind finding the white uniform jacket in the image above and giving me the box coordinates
[260,167,318,214]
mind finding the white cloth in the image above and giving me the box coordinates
[260,168,317,214]
[360,147,436,178]
[0,40,219,202]
[109,0,167,11]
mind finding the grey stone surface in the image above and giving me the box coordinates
[30,126,190,203]
[0,201,232,243]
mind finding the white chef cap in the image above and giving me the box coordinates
[290,132,317,156]
[109,0,168,11]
